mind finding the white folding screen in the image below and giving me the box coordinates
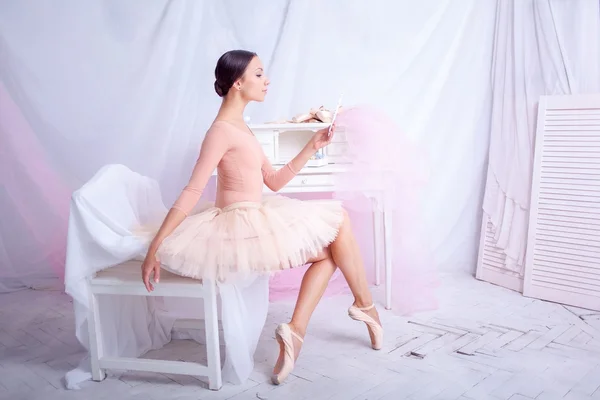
[523,94,600,311]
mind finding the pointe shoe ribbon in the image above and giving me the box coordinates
[348,304,383,350]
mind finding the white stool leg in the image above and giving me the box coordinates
[203,280,222,390]
[87,285,106,381]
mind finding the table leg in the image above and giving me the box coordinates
[383,207,393,310]
[372,196,382,286]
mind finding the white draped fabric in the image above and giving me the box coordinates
[483,0,600,274]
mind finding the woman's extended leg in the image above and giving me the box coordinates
[329,210,382,346]
[273,209,383,384]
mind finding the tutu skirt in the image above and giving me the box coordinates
[156,195,344,282]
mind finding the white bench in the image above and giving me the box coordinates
[86,260,222,390]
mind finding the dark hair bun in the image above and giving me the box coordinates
[214,80,224,97]
[214,50,257,97]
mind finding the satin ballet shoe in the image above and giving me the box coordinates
[348,304,383,350]
[291,112,314,123]
[272,323,304,385]
[315,109,333,123]
[276,105,336,124]
[319,105,344,122]
[291,106,333,123]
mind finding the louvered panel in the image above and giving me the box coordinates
[534,249,599,266]
[475,216,523,292]
[534,263,600,280]
[537,220,600,236]
[524,94,600,311]
[482,220,507,269]
[540,188,600,200]
[537,231,600,248]
[542,163,600,172]
[545,126,600,131]
[538,193,600,208]
[538,203,600,216]
[537,211,600,227]
[546,113,600,119]
[541,173,600,180]
[532,272,600,291]
[540,183,600,196]
[537,229,600,246]
[535,240,600,258]
[539,172,600,181]
[531,278,600,297]
[545,131,600,136]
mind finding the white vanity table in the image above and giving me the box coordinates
[216,122,394,309]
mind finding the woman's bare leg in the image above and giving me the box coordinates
[274,210,381,375]
[329,210,382,342]
[273,249,336,375]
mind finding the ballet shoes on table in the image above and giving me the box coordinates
[271,303,383,385]
[268,106,342,124]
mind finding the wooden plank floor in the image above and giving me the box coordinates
[1,272,599,400]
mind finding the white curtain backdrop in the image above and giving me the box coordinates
[0,0,500,293]
[483,0,600,275]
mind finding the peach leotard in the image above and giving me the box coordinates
[172,121,301,215]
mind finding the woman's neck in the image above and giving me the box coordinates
[216,95,247,122]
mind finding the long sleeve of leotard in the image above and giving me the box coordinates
[172,128,229,216]
[261,151,305,192]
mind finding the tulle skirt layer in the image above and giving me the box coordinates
[156,195,344,282]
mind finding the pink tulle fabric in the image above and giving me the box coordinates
[268,106,438,315]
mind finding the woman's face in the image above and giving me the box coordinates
[237,56,269,102]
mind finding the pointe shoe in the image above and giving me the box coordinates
[291,112,314,123]
[271,323,304,385]
[291,106,333,123]
[348,304,383,350]
[315,109,333,123]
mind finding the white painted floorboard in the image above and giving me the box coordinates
[1,272,599,400]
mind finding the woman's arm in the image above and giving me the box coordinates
[262,125,335,192]
[142,128,229,291]
[262,145,313,192]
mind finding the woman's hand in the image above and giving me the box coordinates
[139,209,187,292]
[141,251,161,292]
[309,123,336,151]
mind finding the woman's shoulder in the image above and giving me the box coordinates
[208,120,232,133]
[203,120,234,141]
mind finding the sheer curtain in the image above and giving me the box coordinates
[0,0,498,295]
[483,0,600,275]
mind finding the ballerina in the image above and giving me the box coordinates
[140,49,383,385]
